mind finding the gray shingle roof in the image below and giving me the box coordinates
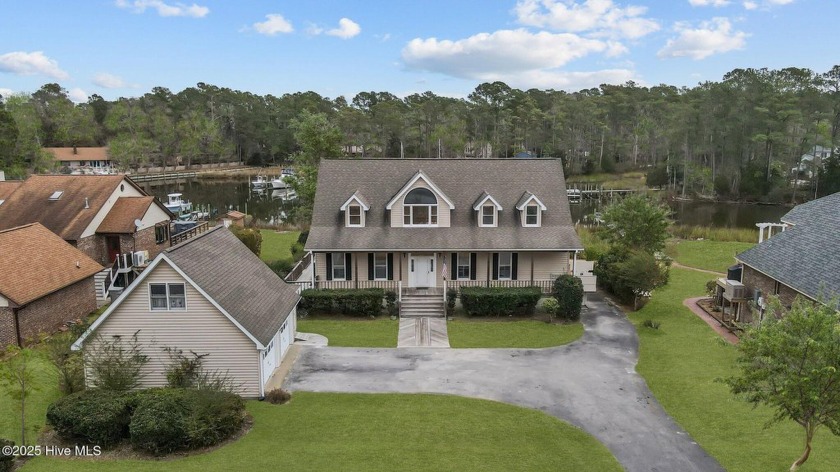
[737,192,840,302]
[306,159,582,251]
[166,227,300,345]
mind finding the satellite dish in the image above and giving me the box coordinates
[134,218,143,229]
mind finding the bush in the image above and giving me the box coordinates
[267,259,293,278]
[47,389,134,447]
[300,288,384,316]
[706,279,718,297]
[163,347,241,393]
[446,289,458,316]
[130,388,245,455]
[0,439,13,472]
[552,274,584,321]
[43,332,86,395]
[459,286,542,317]
[642,319,660,330]
[296,230,309,245]
[265,388,291,405]
[384,291,398,317]
[542,297,560,321]
[230,226,262,256]
[84,331,148,392]
[290,242,305,262]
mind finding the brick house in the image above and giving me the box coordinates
[44,146,113,174]
[734,191,840,321]
[0,223,102,347]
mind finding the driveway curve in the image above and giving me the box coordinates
[285,294,724,472]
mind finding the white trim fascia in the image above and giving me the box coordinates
[309,248,583,252]
[340,194,370,211]
[385,171,455,210]
[515,194,547,211]
[472,194,502,211]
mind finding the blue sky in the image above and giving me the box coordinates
[0,0,836,102]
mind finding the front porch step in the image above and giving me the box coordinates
[400,295,445,318]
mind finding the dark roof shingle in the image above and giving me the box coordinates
[165,227,300,345]
[306,159,582,251]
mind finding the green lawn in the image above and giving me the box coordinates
[22,393,621,472]
[259,230,300,263]
[448,320,584,348]
[631,268,840,471]
[0,350,60,445]
[672,239,753,273]
[297,318,399,347]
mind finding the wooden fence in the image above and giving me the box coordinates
[170,221,210,246]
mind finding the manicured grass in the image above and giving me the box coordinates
[672,239,753,273]
[259,230,300,263]
[448,320,584,348]
[297,318,399,347]
[631,268,840,471]
[22,392,621,472]
[0,350,60,445]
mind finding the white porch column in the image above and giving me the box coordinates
[572,251,578,275]
[310,252,316,287]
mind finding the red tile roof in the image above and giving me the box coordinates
[0,223,103,305]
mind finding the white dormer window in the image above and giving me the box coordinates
[348,205,362,227]
[516,192,546,227]
[403,188,438,226]
[341,192,369,228]
[525,205,540,226]
[481,205,496,227]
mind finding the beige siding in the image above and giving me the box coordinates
[85,262,262,398]
[390,178,451,228]
[532,252,570,279]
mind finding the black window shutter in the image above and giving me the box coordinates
[326,253,333,281]
[345,253,352,281]
[492,253,499,280]
[368,253,375,280]
[512,253,519,280]
[387,253,394,280]
[450,253,457,280]
[470,253,477,280]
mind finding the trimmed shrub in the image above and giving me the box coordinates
[642,319,661,330]
[384,291,398,317]
[265,388,292,405]
[230,227,262,256]
[300,288,385,316]
[459,286,542,317]
[267,259,293,278]
[542,297,560,321]
[46,389,134,447]
[296,230,309,245]
[446,289,458,316]
[0,439,13,472]
[552,274,584,321]
[130,388,245,455]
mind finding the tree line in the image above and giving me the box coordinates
[1,65,840,200]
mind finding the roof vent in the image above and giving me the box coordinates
[84,197,89,209]
[49,190,64,201]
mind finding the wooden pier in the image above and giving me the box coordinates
[565,183,645,202]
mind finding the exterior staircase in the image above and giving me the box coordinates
[400,291,445,318]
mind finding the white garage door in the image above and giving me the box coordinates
[261,337,277,386]
[279,320,291,358]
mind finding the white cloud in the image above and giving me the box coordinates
[115,0,208,18]
[658,17,747,60]
[0,88,14,98]
[326,18,361,39]
[742,0,795,9]
[743,1,758,8]
[514,0,659,39]
[253,14,294,36]
[305,23,324,36]
[0,51,69,80]
[689,0,730,6]
[92,72,127,89]
[68,88,88,103]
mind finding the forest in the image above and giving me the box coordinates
[1,65,840,202]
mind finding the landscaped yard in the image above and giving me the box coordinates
[297,318,399,347]
[259,229,300,263]
[22,393,621,472]
[672,239,753,273]
[0,350,60,445]
[632,267,840,471]
[447,320,583,348]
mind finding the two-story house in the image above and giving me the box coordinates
[302,159,583,295]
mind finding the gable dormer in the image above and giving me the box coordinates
[340,191,370,227]
[385,171,454,228]
[515,191,546,227]
[473,191,502,227]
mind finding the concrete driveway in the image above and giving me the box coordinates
[285,294,724,472]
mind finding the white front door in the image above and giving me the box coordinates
[409,255,436,288]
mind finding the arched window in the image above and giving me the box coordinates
[404,188,438,225]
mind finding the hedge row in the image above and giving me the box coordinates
[300,288,385,316]
[46,388,245,455]
[459,286,542,317]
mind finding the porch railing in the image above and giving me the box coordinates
[170,221,209,246]
[284,252,312,283]
[294,279,556,294]
[448,279,555,294]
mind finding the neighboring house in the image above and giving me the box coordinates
[302,159,583,294]
[71,227,301,398]
[220,210,246,228]
[732,191,840,322]
[0,223,102,347]
[45,146,113,174]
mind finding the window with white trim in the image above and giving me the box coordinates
[403,188,438,226]
[150,283,186,311]
[480,205,496,227]
[457,252,471,280]
[524,204,540,226]
[332,252,346,280]
[347,205,362,226]
[374,253,388,280]
[498,252,512,280]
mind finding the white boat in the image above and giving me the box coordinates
[270,169,295,189]
[271,189,297,201]
[251,174,269,188]
[164,193,192,215]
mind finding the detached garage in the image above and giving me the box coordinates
[72,227,300,398]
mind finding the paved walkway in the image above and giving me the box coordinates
[684,297,740,344]
[397,317,450,347]
[285,294,724,472]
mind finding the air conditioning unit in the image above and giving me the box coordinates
[723,280,746,300]
[132,251,146,266]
